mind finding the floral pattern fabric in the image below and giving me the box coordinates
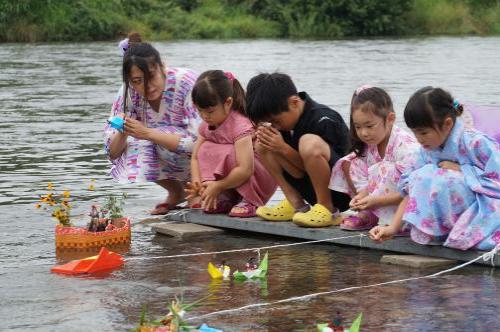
[104,67,200,183]
[329,126,420,224]
[399,120,500,250]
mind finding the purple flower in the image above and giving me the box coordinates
[421,217,435,229]
[406,197,417,213]
[450,193,464,206]
[492,231,500,244]
[118,38,129,56]
[485,172,499,180]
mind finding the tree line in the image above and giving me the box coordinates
[1,0,499,42]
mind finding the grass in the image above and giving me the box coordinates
[0,0,499,42]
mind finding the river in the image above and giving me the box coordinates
[0,37,499,331]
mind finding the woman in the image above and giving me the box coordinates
[104,42,200,215]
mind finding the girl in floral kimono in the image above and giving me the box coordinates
[370,87,500,250]
[187,70,277,217]
[104,43,200,215]
[329,86,420,230]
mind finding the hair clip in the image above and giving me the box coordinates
[355,84,373,96]
[118,38,129,56]
[224,71,235,81]
[453,99,460,110]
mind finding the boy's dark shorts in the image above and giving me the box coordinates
[282,147,350,211]
[283,172,350,211]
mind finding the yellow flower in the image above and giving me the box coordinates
[47,183,54,190]
[88,184,95,191]
[63,191,70,198]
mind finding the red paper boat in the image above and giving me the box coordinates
[51,247,124,275]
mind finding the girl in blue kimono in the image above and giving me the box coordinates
[370,87,500,250]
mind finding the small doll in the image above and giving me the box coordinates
[245,257,258,271]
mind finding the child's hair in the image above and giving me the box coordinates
[246,72,297,123]
[349,86,394,157]
[191,70,246,115]
[122,42,163,114]
[404,86,463,129]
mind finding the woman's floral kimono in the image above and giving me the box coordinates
[104,67,200,183]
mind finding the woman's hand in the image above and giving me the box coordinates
[369,225,398,243]
[438,161,461,172]
[124,117,152,140]
[201,181,222,210]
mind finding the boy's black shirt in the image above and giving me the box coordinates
[281,92,350,164]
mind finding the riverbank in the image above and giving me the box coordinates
[1,0,500,42]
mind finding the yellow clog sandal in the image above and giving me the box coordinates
[292,204,342,228]
[256,199,296,221]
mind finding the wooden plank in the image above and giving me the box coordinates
[153,221,224,238]
[381,255,457,268]
[164,209,500,267]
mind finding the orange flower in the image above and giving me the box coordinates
[47,183,54,190]
[63,191,70,198]
[35,203,41,209]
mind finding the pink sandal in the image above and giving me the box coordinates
[150,202,183,215]
[340,210,379,230]
[203,200,234,214]
[228,201,257,218]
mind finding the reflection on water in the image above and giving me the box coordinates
[1,38,500,331]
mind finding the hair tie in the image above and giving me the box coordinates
[224,71,235,81]
[355,84,373,96]
[118,38,129,56]
[453,99,460,110]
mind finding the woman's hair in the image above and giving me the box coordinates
[122,42,163,114]
[349,86,394,157]
[119,32,142,57]
[127,32,142,45]
[191,70,246,115]
[404,87,463,129]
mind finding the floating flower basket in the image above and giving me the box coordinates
[55,217,131,249]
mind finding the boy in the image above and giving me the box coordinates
[246,72,350,227]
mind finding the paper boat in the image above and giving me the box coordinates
[198,323,223,332]
[207,262,231,279]
[51,247,124,275]
[233,252,268,280]
[317,313,362,332]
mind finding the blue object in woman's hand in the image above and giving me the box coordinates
[108,116,124,132]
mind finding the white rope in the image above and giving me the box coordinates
[126,234,366,261]
[483,243,500,267]
[186,244,500,322]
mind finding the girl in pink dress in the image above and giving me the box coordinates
[329,86,420,230]
[187,70,277,217]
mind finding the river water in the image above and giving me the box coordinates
[1,37,499,331]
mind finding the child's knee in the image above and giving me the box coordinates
[298,134,329,159]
